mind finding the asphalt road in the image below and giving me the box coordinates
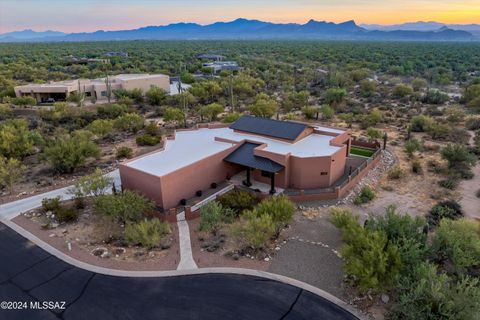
[0,223,359,320]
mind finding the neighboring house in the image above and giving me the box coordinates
[202,61,240,74]
[14,74,170,103]
[104,52,129,58]
[120,115,352,210]
[196,53,225,61]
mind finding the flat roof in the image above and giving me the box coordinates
[125,127,343,177]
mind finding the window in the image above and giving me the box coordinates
[261,170,272,178]
[101,91,107,97]
[85,92,91,97]
[320,172,328,176]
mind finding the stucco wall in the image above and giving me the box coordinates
[158,147,243,209]
[119,164,164,206]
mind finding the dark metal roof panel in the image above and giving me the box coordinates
[224,142,284,173]
[229,115,308,141]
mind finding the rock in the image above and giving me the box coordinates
[148,251,155,258]
[381,294,390,304]
[49,233,56,238]
[113,247,126,255]
[275,246,280,251]
[100,252,111,259]
[45,211,53,217]
[50,223,59,228]
[264,257,270,262]
[232,253,240,260]
[91,247,108,257]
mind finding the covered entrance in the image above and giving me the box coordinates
[224,142,284,194]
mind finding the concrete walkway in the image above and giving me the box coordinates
[0,170,121,221]
[176,211,198,270]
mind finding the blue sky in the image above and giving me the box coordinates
[1,0,479,33]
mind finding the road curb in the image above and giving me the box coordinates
[1,217,365,319]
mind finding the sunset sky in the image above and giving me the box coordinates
[1,0,479,33]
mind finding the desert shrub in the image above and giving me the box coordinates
[301,106,318,119]
[41,197,61,213]
[366,205,428,274]
[97,104,128,119]
[42,130,100,174]
[68,168,113,198]
[114,113,144,133]
[428,200,463,227]
[388,166,405,180]
[135,134,160,146]
[389,262,480,320]
[199,201,224,233]
[124,218,170,249]
[411,159,422,174]
[410,115,434,132]
[438,178,458,190]
[431,219,480,274]
[217,190,256,216]
[55,205,79,223]
[144,122,161,136]
[465,116,480,130]
[87,119,114,138]
[354,186,375,205]
[94,190,154,223]
[330,208,401,292]
[116,146,133,159]
[441,144,476,178]
[254,195,295,234]
[230,210,276,250]
[404,138,421,158]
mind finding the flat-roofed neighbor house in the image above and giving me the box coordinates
[14,73,170,103]
[119,115,353,210]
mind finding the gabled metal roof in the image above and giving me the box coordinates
[224,142,284,173]
[229,115,309,141]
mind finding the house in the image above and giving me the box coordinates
[202,61,240,74]
[196,53,225,61]
[104,52,129,58]
[14,74,170,103]
[119,115,353,210]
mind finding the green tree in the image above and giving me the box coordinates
[393,84,413,98]
[67,168,113,199]
[43,130,100,173]
[360,79,377,97]
[411,78,428,91]
[114,113,144,133]
[87,119,114,138]
[248,93,278,118]
[0,118,40,159]
[254,195,295,235]
[441,144,476,173]
[163,107,185,127]
[366,127,382,141]
[405,138,422,158]
[198,103,224,121]
[324,88,347,107]
[0,156,25,194]
[146,86,167,106]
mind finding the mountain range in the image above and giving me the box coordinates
[0,19,478,42]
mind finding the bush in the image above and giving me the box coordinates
[410,115,434,132]
[43,130,100,174]
[388,166,405,180]
[218,190,256,216]
[114,113,144,133]
[411,159,422,174]
[389,262,480,320]
[68,168,113,198]
[428,200,463,227]
[124,218,170,249]
[42,197,61,213]
[55,205,79,223]
[354,186,375,205]
[199,201,224,233]
[231,210,276,250]
[116,146,133,159]
[431,219,480,274]
[97,104,128,119]
[404,139,421,158]
[94,190,154,223]
[366,205,428,274]
[330,208,401,292]
[222,112,241,123]
[135,134,160,146]
[254,195,295,234]
[465,117,480,130]
[438,178,458,190]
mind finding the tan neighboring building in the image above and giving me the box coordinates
[120,116,353,210]
[14,74,170,103]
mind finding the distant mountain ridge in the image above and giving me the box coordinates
[361,21,480,36]
[0,19,476,42]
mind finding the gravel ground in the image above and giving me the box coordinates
[268,210,345,299]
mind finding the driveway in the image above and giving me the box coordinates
[0,170,121,221]
[0,222,359,320]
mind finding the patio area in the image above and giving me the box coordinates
[229,171,285,195]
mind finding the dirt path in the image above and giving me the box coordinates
[458,164,480,220]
